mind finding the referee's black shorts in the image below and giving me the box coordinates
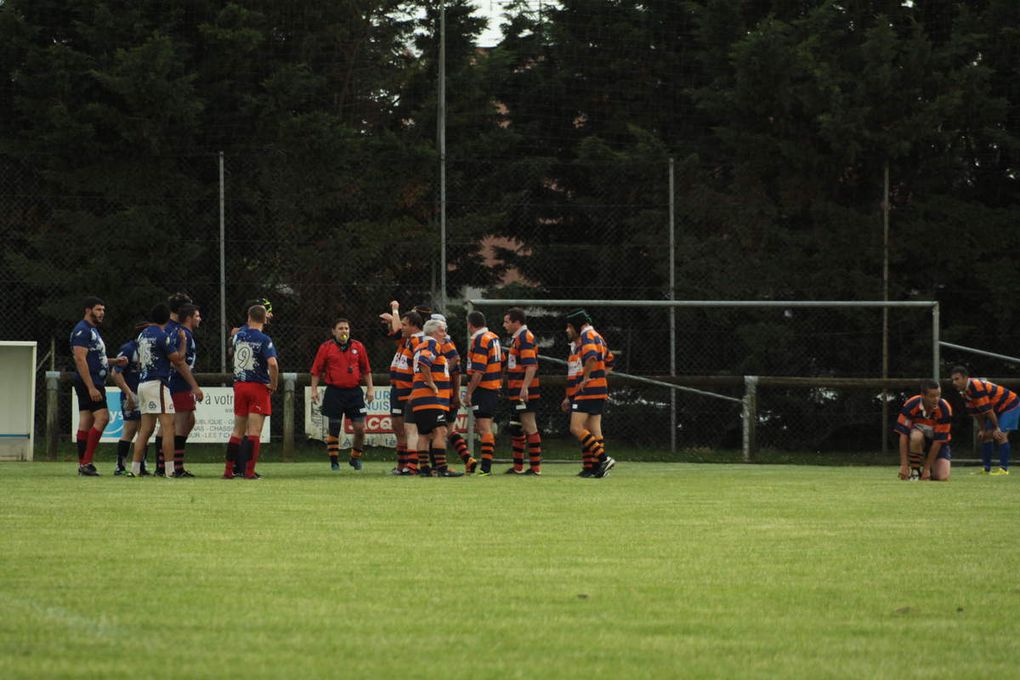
[321,386,367,421]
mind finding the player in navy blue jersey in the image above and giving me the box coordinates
[168,304,202,477]
[70,297,127,476]
[110,335,144,475]
[129,304,203,477]
[152,292,192,475]
[223,304,279,479]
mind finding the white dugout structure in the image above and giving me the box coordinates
[465,299,940,462]
[0,341,37,461]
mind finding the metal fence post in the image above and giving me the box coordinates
[668,157,677,457]
[45,371,60,460]
[743,375,758,463]
[283,372,297,461]
[932,302,940,380]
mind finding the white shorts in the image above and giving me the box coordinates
[138,380,175,415]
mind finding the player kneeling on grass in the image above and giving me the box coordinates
[129,304,203,477]
[894,379,952,481]
[950,366,1018,476]
[406,319,463,477]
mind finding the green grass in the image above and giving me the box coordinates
[1,462,1017,679]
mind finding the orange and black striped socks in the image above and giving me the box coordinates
[327,435,340,466]
[351,447,363,461]
[480,433,495,473]
[432,448,448,472]
[526,432,542,473]
[450,432,470,464]
[578,430,604,470]
[511,436,526,472]
[396,444,408,470]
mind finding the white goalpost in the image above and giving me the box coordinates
[0,341,38,461]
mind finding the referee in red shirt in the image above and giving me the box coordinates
[311,319,374,471]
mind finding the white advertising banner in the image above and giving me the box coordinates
[72,386,270,443]
[304,387,471,448]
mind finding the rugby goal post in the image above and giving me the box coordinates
[0,341,37,461]
[465,299,940,461]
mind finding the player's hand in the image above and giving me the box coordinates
[311,389,320,404]
[463,392,472,407]
[125,393,137,410]
[977,430,990,443]
[993,429,1007,444]
[111,356,129,368]
[450,394,461,410]
[577,378,588,392]
[519,387,528,402]
[192,387,204,402]
[379,312,393,323]
[390,300,400,310]
[430,383,439,396]
[921,466,932,481]
[561,397,571,413]
[267,384,277,394]
[898,465,909,480]
[88,386,101,402]
[365,389,374,404]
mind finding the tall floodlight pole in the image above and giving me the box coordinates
[219,151,227,373]
[668,158,677,456]
[438,1,448,311]
[881,162,890,455]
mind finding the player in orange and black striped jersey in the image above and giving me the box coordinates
[950,365,1018,475]
[405,318,463,477]
[464,310,502,475]
[379,302,425,474]
[502,307,543,475]
[564,309,616,478]
[893,379,952,481]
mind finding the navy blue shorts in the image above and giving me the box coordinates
[412,408,448,435]
[321,386,366,422]
[925,439,952,461]
[571,399,605,416]
[73,380,107,413]
[471,388,499,419]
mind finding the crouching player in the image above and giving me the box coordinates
[406,319,463,477]
[894,379,952,481]
[950,366,1018,475]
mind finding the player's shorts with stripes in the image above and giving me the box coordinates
[471,388,499,419]
[234,382,272,417]
[571,398,605,416]
[171,390,197,412]
[73,380,108,413]
[322,386,367,421]
[412,408,448,435]
[138,380,175,415]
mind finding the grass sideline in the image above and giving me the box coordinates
[1,462,1016,679]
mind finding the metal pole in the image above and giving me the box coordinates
[881,162,889,455]
[219,151,227,373]
[932,302,940,380]
[45,371,60,460]
[743,376,758,463]
[283,372,297,461]
[938,341,1020,365]
[438,2,447,311]
[668,158,677,457]
[465,300,475,456]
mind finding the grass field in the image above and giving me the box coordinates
[1,461,1017,679]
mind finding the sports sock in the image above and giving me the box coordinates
[404,448,418,473]
[224,435,241,476]
[418,449,431,473]
[595,437,607,464]
[154,435,164,474]
[76,430,88,465]
[999,441,1011,470]
[351,448,363,461]
[245,436,261,477]
[981,441,994,471]
[526,432,542,471]
[83,427,102,465]
[131,459,141,476]
[511,436,525,471]
[396,444,408,469]
[116,440,131,469]
[432,447,448,472]
[173,435,186,473]
[480,433,495,472]
[327,434,340,466]
[908,452,923,470]
[450,432,470,463]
